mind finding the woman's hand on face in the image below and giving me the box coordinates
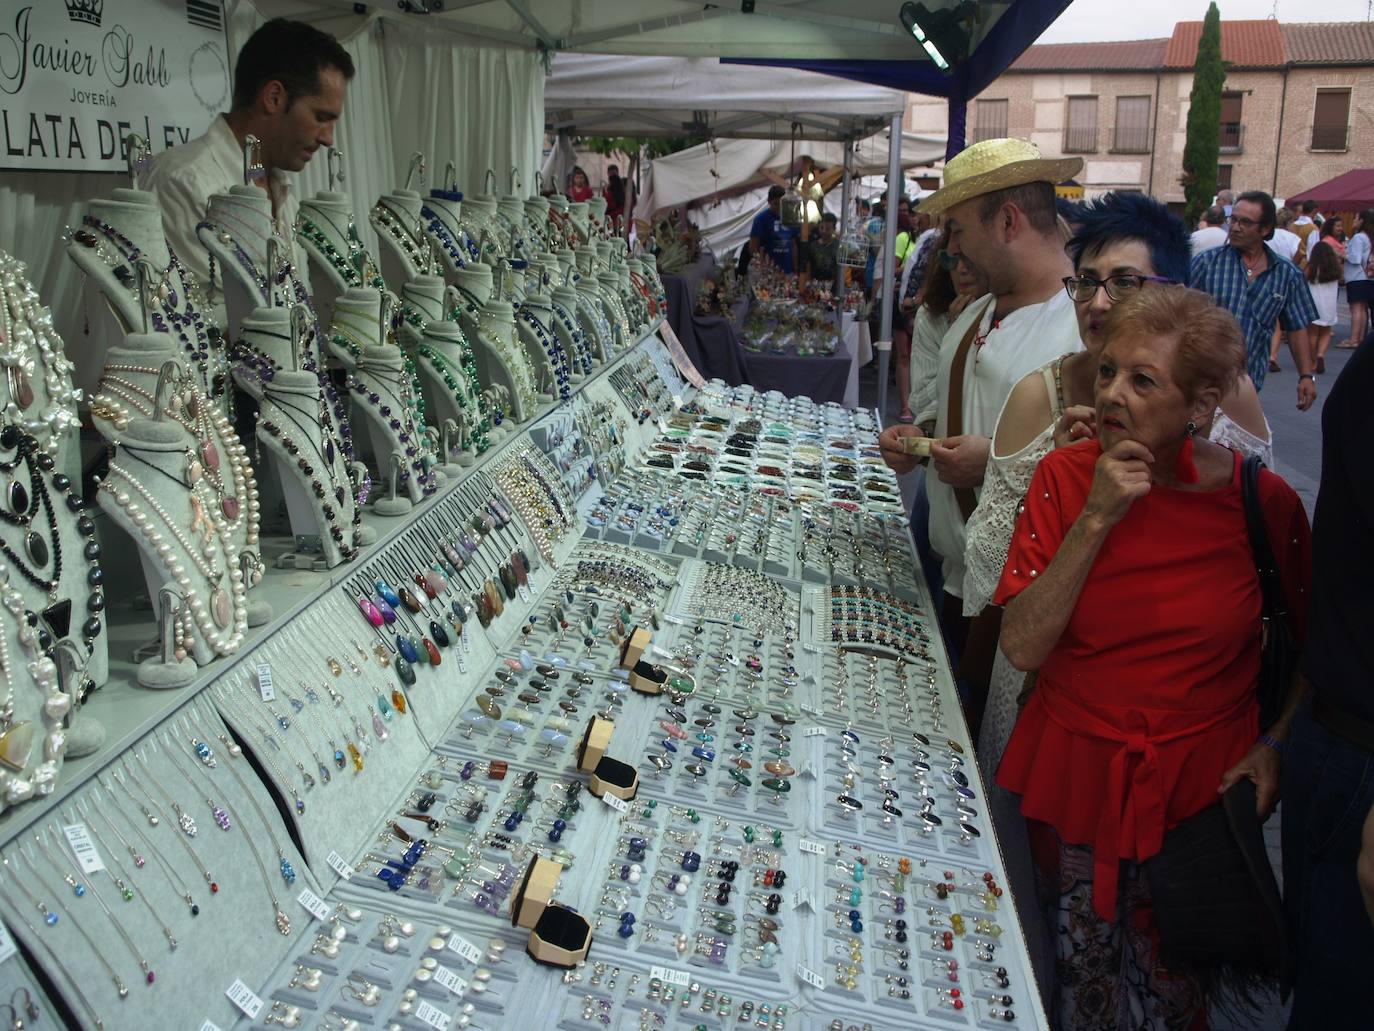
[1218,742,1282,821]
[1082,439,1153,530]
[1053,405,1097,450]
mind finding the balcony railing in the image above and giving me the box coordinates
[1311,124,1350,151]
[1112,126,1151,153]
[1063,125,1097,153]
[1219,122,1244,153]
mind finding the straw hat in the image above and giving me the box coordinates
[918,138,1082,216]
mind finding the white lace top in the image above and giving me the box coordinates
[961,367,1275,617]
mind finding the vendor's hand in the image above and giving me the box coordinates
[1297,377,1317,411]
[1082,439,1153,530]
[930,434,990,489]
[1053,405,1097,450]
[1218,742,1282,821]
[879,424,922,475]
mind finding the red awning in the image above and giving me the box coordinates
[1287,169,1374,211]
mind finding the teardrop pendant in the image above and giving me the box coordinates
[390,689,407,715]
[347,742,363,772]
[371,708,388,741]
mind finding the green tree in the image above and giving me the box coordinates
[1181,2,1226,227]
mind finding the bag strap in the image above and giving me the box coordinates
[1240,454,1290,622]
[945,299,992,523]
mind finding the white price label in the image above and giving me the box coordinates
[462,630,472,654]
[601,792,629,813]
[796,964,827,989]
[803,726,827,738]
[791,889,815,912]
[798,838,826,856]
[414,999,451,1030]
[326,850,353,880]
[224,978,264,1020]
[650,965,691,988]
[198,1022,223,1031]
[62,823,104,874]
[0,918,16,966]
[518,584,532,603]
[456,651,468,674]
[296,888,329,921]
[446,933,482,965]
[256,662,275,701]
[433,964,468,996]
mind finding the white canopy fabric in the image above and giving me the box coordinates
[638,132,946,215]
[544,53,906,142]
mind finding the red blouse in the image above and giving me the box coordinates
[994,441,1310,920]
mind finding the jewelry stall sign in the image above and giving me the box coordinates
[0,0,230,172]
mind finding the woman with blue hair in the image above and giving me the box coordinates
[960,190,1271,1002]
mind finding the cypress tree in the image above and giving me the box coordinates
[1182,2,1226,227]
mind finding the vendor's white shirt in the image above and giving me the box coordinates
[928,290,1083,598]
[144,115,298,308]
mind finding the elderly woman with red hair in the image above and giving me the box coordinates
[994,287,1311,1028]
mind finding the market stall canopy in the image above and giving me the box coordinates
[1286,169,1374,212]
[253,0,1004,62]
[544,53,906,142]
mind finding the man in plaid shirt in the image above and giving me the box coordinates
[1190,190,1318,411]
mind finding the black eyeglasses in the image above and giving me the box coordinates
[1063,273,1176,303]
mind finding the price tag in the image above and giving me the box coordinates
[799,703,824,718]
[446,933,482,965]
[518,584,532,604]
[256,662,275,702]
[601,792,629,813]
[803,726,827,738]
[456,652,468,675]
[224,979,264,1020]
[791,888,815,912]
[799,838,826,856]
[296,888,329,921]
[462,631,472,654]
[433,964,468,996]
[62,823,104,874]
[198,1022,223,1031]
[796,964,826,989]
[0,918,17,966]
[414,999,451,1030]
[326,850,353,880]
[650,965,691,988]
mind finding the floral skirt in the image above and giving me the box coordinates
[1027,821,1208,1031]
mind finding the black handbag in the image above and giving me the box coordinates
[1142,455,1295,980]
[1240,454,1301,729]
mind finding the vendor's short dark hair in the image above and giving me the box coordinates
[978,182,1058,236]
[767,185,786,201]
[1236,190,1277,239]
[233,19,354,110]
[821,212,838,223]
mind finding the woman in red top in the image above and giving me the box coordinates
[996,286,1310,1029]
[567,166,594,203]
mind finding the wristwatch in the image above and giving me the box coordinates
[1299,373,1316,382]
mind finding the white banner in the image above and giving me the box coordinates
[0,0,230,173]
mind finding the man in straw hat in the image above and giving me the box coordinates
[881,138,1083,735]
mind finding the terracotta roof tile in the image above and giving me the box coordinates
[1009,38,1167,73]
[1163,19,1286,68]
[1283,22,1374,65]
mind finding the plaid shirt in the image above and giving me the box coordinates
[1189,242,1318,391]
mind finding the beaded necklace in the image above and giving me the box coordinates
[549,298,592,376]
[0,252,81,446]
[515,306,571,399]
[369,201,430,273]
[349,357,436,497]
[295,208,384,290]
[420,204,478,268]
[476,310,540,416]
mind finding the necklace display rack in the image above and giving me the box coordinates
[406,286,487,472]
[422,163,480,277]
[0,251,82,458]
[470,263,546,429]
[329,290,442,513]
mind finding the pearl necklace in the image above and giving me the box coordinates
[100,461,246,654]
[0,252,81,447]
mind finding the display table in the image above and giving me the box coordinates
[662,257,748,385]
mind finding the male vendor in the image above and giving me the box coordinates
[145,19,354,307]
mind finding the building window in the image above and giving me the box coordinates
[1312,88,1352,151]
[972,99,1008,143]
[1113,96,1152,153]
[1219,91,1244,152]
[1216,164,1233,192]
[1064,96,1098,153]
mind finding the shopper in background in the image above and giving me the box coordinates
[1293,200,1321,254]
[802,212,839,285]
[748,185,798,275]
[863,200,882,293]
[1216,188,1235,220]
[879,138,1082,732]
[145,18,354,305]
[1282,338,1374,1029]
[996,287,1311,1030]
[1321,216,1347,260]
[1338,210,1372,350]
[567,166,594,202]
[1305,242,1343,373]
[1190,205,1228,256]
[1271,207,1303,264]
[1189,190,1317,405]
[603,164,627,227]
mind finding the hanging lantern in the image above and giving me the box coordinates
[837,228,868,268]
[779,121,804,227]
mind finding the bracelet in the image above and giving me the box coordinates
[1258,732,1285,755]
[1298,373,1316,382]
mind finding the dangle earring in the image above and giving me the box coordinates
[1174,420,1199,484]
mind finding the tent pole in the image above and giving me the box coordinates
[877,112,902,424]
[837,141,853,332]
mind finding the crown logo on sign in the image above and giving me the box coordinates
[65,0,103,26]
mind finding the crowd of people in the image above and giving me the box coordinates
[875,138,1372,1029]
